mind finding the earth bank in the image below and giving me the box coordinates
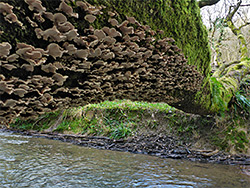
[4,98,250,166]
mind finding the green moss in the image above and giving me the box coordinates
[86,0,211,76]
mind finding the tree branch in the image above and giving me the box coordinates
[198,0,221,8]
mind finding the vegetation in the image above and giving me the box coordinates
[1,0,249,154]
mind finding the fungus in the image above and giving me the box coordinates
[52,73,68,86]
[84,14,96,23]
[26,16,38,27]
[108,18,119,27]
[108,11,116,17]
[41,63,57,73]
[79,61,92,69]
[0,81,13,94]
[0,74,5,81]
[76,1,88,11]
[143,50,153,59]
[53,13,67,24]
[89,40,99,47]
[34,28,43,39]
[65,29,78,41]
[33,13,45,22]
[2,64,17,71]
[103,36,116,45]
[5,13,23,26]
[46,43,66,59]
[57,0,78,18]
[57,21,74,32]
[74,36,88,46]
[120,26,134,35]
[87,6,102,15]
[75,49,89,59]
[21,64,34,72]
[13,88,28,97]
[102,52,115,60]
[117,20,129,28]
[43,11,54,21]
[0,2,13,15]
[40,26,66,42]
[40,93,53,105]
[93,60,106,66]
[135,31,146,39]
[0,42,11,58]
[19,84,30,90]
[109,28,122,38]
[25,0,46,13]
[63,42,77,55]
[94,29,106,40]
[54,61,64,69]
[4,99,17,107]
[89,48,102,57]
[126,16,136,24]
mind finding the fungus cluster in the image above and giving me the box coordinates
[0,2,22,26]
[0,0,203,125]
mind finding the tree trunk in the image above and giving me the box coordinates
[0,0,248,125]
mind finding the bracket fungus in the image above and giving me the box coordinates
[57,0,78,18]
[84,14,96,23]
[0,0,203,124]
[46,43,67,59]
[0,42,12,58]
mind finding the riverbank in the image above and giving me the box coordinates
[2,99,250,166]
[1,128,250,167]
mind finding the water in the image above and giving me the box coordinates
[0,130,249,188]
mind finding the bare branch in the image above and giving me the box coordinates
[198,0,221,8]
[226,0,242,22]
[239,22,250,30]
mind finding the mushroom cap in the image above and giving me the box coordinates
[0,2,13,15]
[108,18,119,27]
[26,0,46,12]
[94,29,106,40]
[75,49,89,59]
[13,88,28,97]
[108,11,116,17]
[127,16,136,24]
[52,73,68,86]
[57,0,78,18]
[65,29,78,41]
[53,13,67,24]
[109,28,122,37]
[84,14,96,23]
[41,63,58,73]
[4,13,18,24]
[0,42,12,58]
[46,43,66,59]
[21,64,34,72]
[42,26,65,42]
[57,21,74,32]
[76,1,88,11]
[63,42,77,55]
[2,64,17,71]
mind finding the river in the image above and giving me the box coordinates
[0,130,249,187]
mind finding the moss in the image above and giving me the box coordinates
[85,0,211,76]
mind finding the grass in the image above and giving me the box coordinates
[9,99,250,153]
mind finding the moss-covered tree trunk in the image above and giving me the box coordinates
[0,0,248,125]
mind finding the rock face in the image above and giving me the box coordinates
[0,0,204,125]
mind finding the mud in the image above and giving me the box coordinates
[3,128,250,166]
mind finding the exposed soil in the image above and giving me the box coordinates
[3,128,250,167]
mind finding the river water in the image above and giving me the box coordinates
[0,130,249,188]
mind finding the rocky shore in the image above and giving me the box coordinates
[3,128,250,167]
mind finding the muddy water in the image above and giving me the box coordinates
[0,130,249,188]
